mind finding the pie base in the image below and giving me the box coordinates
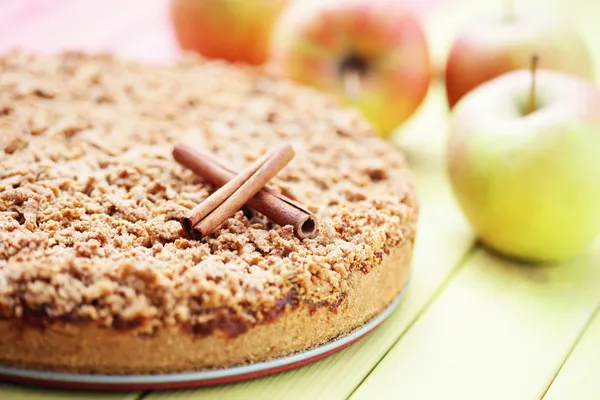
[0,244,411,374]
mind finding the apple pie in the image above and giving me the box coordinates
[0,51,417,373]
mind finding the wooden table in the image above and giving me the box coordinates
[1,0,600,398]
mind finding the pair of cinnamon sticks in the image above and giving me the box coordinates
[173,143,318,240]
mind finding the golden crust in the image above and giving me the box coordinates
[0,245,411,374]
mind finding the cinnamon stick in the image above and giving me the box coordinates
[173,144,319,239]
[191,143,294,240]
[180,146,282,234]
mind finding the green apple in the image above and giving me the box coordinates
[447,68,600,263]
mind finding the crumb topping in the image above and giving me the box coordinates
[0,51,417,334]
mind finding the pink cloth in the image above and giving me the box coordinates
[0,0,180,62]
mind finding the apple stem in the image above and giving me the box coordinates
[504,0,515,22]
[343,70,362,101]
[528,54,539,114]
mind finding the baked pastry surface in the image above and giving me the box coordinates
[0,51,417,373]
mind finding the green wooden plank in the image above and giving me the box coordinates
[351,240,600,400]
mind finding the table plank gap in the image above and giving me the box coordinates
[542,299,600,400]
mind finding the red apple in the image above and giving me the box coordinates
[445,14,594,108]
[271,0,431,137]
[170,0,288,65]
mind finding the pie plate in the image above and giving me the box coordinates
[0,284,407,391]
